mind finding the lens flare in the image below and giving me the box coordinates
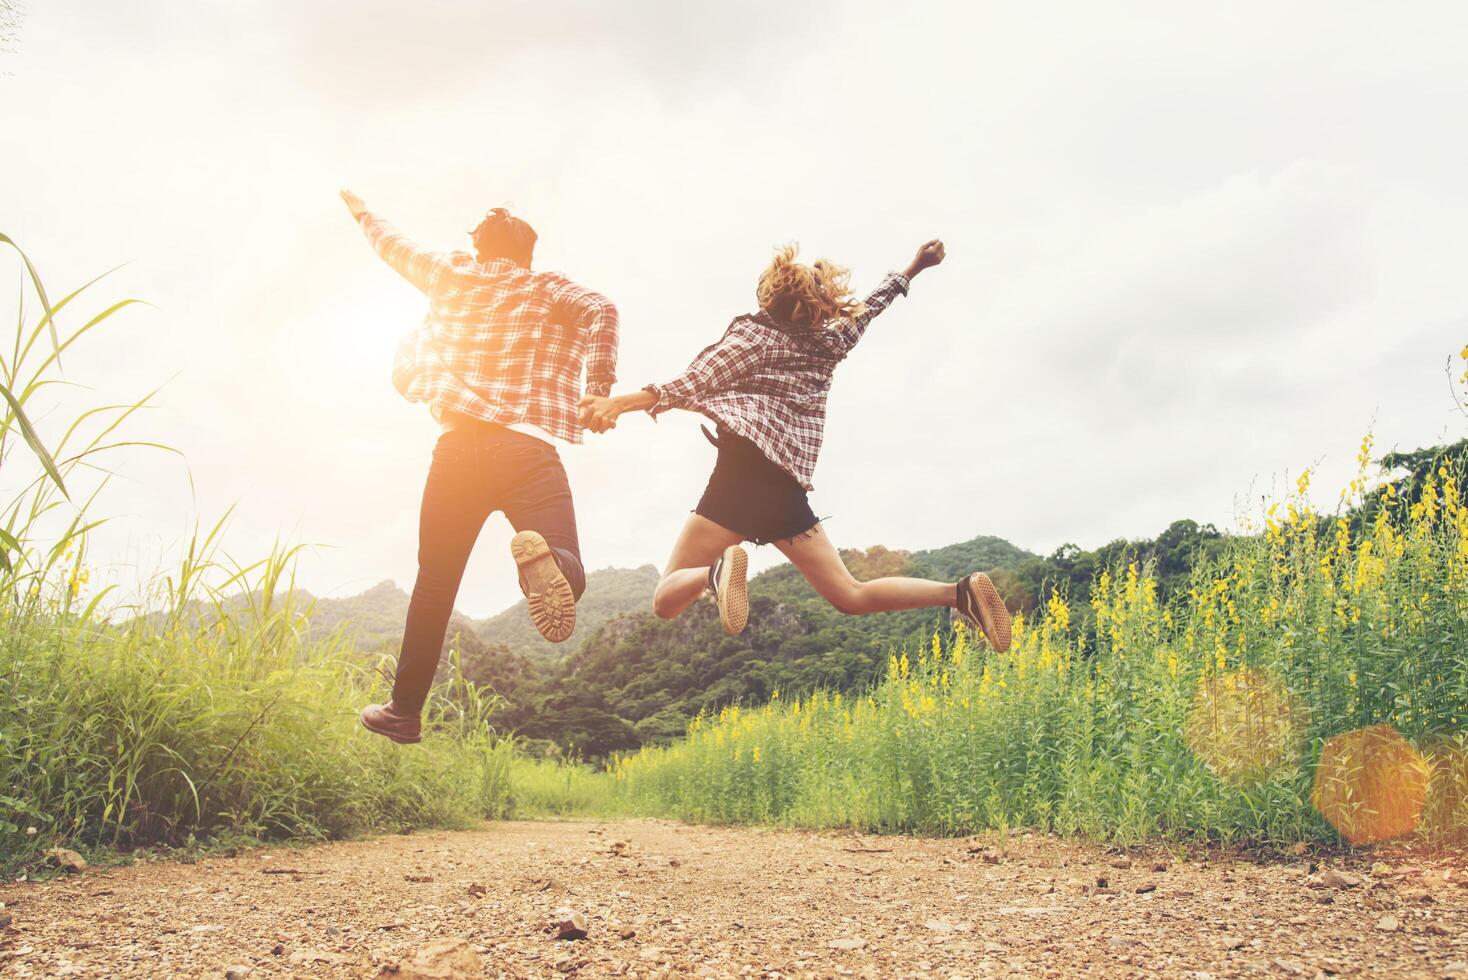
[1310,725,1430,845]
[1185,666,1305,784]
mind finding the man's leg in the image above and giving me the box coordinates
[392,444,492,714]
[502,445,584,641]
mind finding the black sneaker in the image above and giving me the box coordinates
[955,572,1012,653]
[708,544,748,635]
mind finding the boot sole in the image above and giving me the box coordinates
[967,572,1012,653]
[359,709,422,745]
[512,530,576,643]
[717,544,749,635]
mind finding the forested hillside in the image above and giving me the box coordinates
[475,565,660,663]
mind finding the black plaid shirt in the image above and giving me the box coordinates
[647,273,910,490]
[359,211,620,444]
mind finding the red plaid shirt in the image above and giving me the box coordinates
[647,272,910,490]
[359,211,620,444]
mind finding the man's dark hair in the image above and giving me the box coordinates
[470,208,537,267]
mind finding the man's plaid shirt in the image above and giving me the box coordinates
[359,211,619,444]
[647,272,910,490]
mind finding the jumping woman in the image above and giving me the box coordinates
[577,240,1011,652]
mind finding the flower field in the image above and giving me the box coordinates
[607,435,1468,846]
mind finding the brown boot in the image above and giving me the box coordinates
[359,702,422,744]
[511,530,576,643]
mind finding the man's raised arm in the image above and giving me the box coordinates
[340,189,450,296]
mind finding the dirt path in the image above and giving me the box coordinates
[1,820,1465,979]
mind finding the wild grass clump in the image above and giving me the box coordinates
[607,439,1468,846]
[0,553,519,874]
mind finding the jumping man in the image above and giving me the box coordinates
[342,190,619,744]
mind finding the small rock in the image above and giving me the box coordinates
[984,941,1006,954]
[225,967,252,980]
[44,848,87,874]
[1424,922,1449,936]
[618,927,637,940]
[0,911,11,929]
[271,944,285,956]
[553,908,589,941]
[980,850,1000,865]
[1441,961,1468,980]
[1376,916,1399,933]
[1151,861,1169,873]
[375,937,482,979]
[924,919,955,932]
[1107,937,1136,949]
[1221,937,1247,950]
[668,858,681,868]
[1095,875,1110,889]
[1109,858,1132,869]
[1317,869,1361,890]
[828,938,867,951]
[1136,883,1157,894]
[403,874,433,883]
[467,883,486,898]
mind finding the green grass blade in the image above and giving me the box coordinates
[0,378,67,498]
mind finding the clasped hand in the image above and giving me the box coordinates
[578,395,619,433]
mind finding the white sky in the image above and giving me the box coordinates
[2,1,1466,616]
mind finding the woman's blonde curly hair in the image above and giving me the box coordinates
[756,244,866,332]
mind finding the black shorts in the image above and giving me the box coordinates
[694,426,820,545]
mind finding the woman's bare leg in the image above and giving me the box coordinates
[775,523,955,615]
[653,514,745,619]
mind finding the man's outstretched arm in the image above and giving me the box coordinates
[340,189,450,296]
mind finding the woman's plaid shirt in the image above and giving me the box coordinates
[359,211,619,444]
[647,272,910,490]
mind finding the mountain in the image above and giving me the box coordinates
[475,565,661,663]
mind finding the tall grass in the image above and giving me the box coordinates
[607,440,1468,846]
[0,237,524,873]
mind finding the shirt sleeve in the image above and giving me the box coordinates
[357,211,453,296]
[830,272,910,355]
[550,281,620,397]
[646,324,764,416]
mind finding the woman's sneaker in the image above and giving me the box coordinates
[511,530,576,643]
[956,572,1012,653]
[707,544,749,635]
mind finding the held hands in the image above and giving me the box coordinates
[577,395,620,434]
[903,239,946,280]
[340,188,367,220]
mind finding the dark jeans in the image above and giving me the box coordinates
[392,423,585,714]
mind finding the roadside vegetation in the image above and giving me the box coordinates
[606,426,1468,845]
